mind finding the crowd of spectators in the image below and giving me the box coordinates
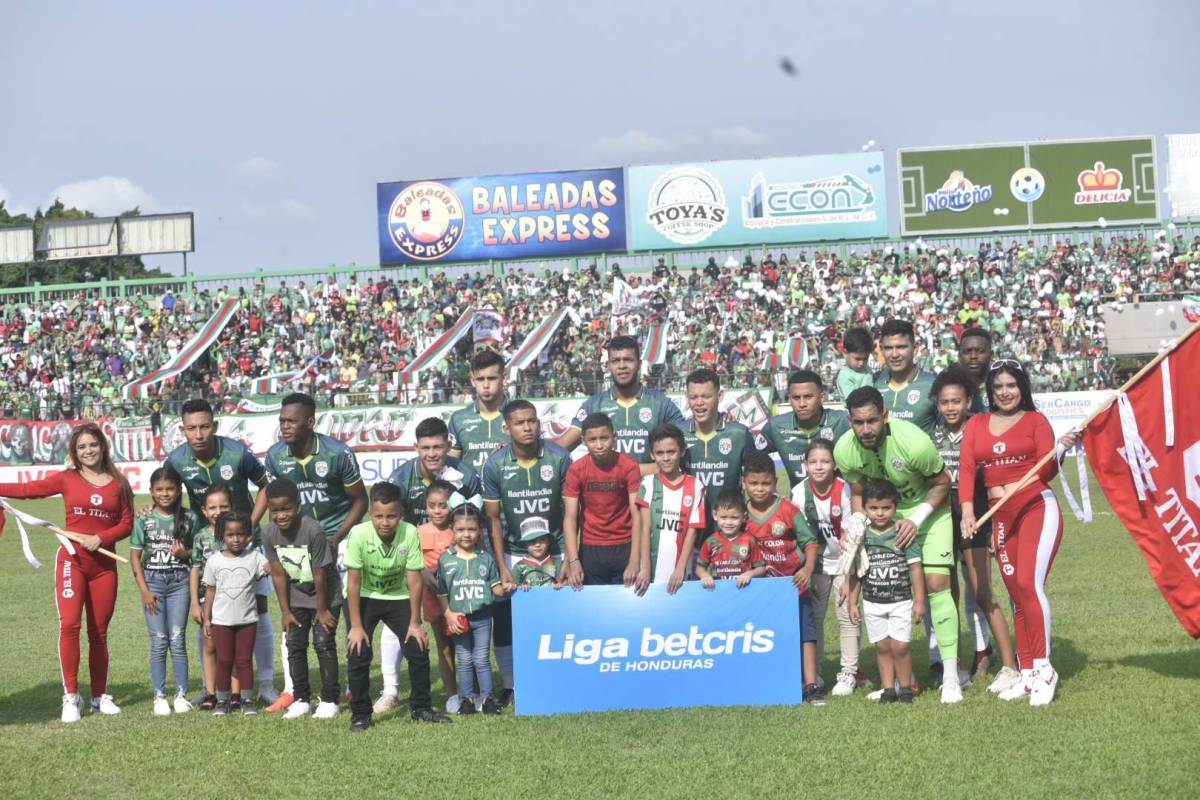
[0,230,1197,420]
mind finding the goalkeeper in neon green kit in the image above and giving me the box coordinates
[834,386,963,704]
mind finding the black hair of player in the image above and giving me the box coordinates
[787,369,824,390]
[861,479,899,505]
[712,487,748,515]
[607,335,641,359]
[215,510,253,541]
[986,361,1037,412]
[743,450,777,478]
[878,319,916,342]
[649,423,687,453]
[425,479,457,502]
[203,482,234,507]
[470,349,504,373]
[369,481,403,507]
[845,386,885,413]
[804,438,836,461]
[450,504,484,526]
[958,327,992,349]
[842,327,874,355]
[502,398,537,420]
[265,477,300,503]
[686,368,721,390]
[281,392,317,417]
[580,412,614,434]
[180,398,214,419]
[931,363,977,401]
[415,416,450,441]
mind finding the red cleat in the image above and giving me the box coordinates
[265,691,294,713]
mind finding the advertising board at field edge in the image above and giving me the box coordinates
[511,577,802,715]
[377,168,626,265]
[626,152,888,250]
[898,136,1159,235]
[1167,133,1200,220]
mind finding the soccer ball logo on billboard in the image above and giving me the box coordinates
[388,181,466,261]
[1010,168,1045,202]
[923,170,993,213]
[1074,162,1131,205]
[646,167,728,245]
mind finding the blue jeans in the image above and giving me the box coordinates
[143,569,190,697]
[453,611,494,700]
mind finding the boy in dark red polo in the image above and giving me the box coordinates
[562,413,647,591]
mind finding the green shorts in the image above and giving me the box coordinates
[901,504,954,574]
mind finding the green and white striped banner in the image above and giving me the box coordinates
[122,298,240,400]
[643,322,670,367]
[400,309,476,384]
[509,308,569,374]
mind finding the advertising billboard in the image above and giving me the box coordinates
[377,167,626,265]
[1167,133,1200,219]
[898,136,1159,234]
[627,152,888,249]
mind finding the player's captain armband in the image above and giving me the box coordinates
[907,502,934,528]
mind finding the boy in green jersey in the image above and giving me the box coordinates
[345,483,452,732]
[511,518,562,589]
[835,327,875,402]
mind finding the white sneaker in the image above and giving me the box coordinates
[91,694,121,715]
[866,688,884,701]
[153,697,172,716]
[831,672,857,697]
[283,700,312,719]
[373,692,399,713]
[312,701,340,720]
[988,666,1022,694]
[257,687,279,705]
[998,670,1033,701]
[940,682,964,704]
[446,694,462,714]
[61,693,83,724]
[173,693,193,714]
[1029,665,1059,706]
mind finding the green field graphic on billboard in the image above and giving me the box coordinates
[898,136,1159,235]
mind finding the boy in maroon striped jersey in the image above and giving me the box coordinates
[695,489,766,589]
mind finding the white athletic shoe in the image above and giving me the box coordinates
[91,694,121,715]
[313,701,340,719]
[446,694,462,714]
[1029,665,1059,707]
[831,672,857,697]
[257,687,279,706]
[173,693,193,714]
[988,666,1022,694]
[153,697,172,716]
[373,692,399,714]
[61,693,83,724]
[998,670,1033,702]
[866,688,885,701]
[940,682,964,704]
[283,700,312,719]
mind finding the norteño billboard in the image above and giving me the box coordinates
[627,152,888,249]
[898,136,1159,235]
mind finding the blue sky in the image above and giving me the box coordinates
[1,0,1197,275]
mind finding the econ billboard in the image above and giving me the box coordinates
[626,152,888,250]
[898,136,1159,235]
[377,168,626,265]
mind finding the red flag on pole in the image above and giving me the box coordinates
[1083,330,1200,637]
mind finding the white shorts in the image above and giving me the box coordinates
[863,599,913,644]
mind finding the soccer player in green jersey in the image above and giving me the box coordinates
[448,349,509,472]
[554,335,684,469]
[761,369,849,492]
[956,327,993,414]
[873,319,938,434]
[344,482,452,732]
[833,386,963,703]
[682,368,762,534]
[483,399,571,705]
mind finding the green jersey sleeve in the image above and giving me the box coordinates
[833,431,866,485]
[901,423,945,478]
[792,509,817,549]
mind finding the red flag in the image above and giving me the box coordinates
[1084,331,1200,637]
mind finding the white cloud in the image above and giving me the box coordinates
[48,176,158,216]
[586,126,773,163]
[231,156,287,186]
[235,198,318,225]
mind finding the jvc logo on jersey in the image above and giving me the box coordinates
[615,438,647,455]
[696,472,725,488]
[869,565,903,582]
[515,497,552,514]
[453,584,485,603]
[300,488,329,507]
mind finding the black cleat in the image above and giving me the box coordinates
[412,707,453,723]
[212,699,230,716]
[229,696,242,712]
[496,688,514,708]
[198,694,217,711]
[879,689,898,705]
[803,684,828,707]
[481,696,501,715]
[898,689,915,704]
[457,699,477,716]
[349,716,372,733]
[929,662,945,688]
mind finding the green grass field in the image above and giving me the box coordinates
[0,477,1197,800]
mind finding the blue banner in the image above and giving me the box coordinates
[627,152,888,249]
[377,168,627,265]
[512,577,802,716]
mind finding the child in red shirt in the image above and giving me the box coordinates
[563,413,646,590]
[696,488,766,589]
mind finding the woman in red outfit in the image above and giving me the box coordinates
[0,423,133,723]
[959,360,1066,706]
